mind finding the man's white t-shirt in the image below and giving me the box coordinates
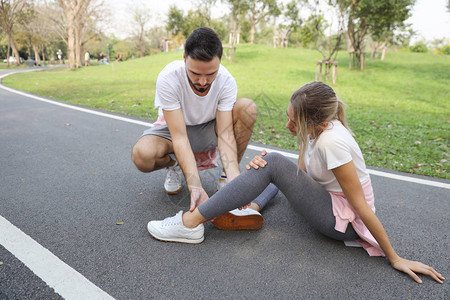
[155,60,237,126]
[304,120,370,192]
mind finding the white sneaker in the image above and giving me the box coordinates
[164,162,182,194]
[147,211,204,244]
[211,207,264,231]
[216,171,227,191]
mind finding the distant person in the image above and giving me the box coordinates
[147,81,445,285]
[115,53,123,62]
[132,27,278,229]
[56,49,63,64]
[85,51,90,66]
[99,52,104,64]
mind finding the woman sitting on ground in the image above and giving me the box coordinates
[147,81,444,284]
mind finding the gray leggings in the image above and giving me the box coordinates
[198,152,359,241]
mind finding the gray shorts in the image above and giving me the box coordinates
[141,119,218,153]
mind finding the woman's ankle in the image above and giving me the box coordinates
[249,202,261,212]
[182,210,204,228]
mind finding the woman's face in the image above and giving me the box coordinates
[285,103,297,136]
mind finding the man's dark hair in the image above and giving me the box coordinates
[185,27,223,61]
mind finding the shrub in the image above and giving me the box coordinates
[409,42,428,53]
[438,44,450,55]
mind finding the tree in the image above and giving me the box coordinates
[336,0,415,69]
[129,4,151,57]
[275,0,303,48]
[222,0,248,44]
[181,10,209,38]
[57,0,102,69]
[369,0,414,60]
[0,0,31,66]
[167,5,184,36]
[247,0,281,44]
[194,0,217,26]
[19,2,51,65]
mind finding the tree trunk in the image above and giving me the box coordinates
[59,0,91,69]
[250,17,256,44]
[33,45,41,65]
[381,46,387,60]
[10,35,21,66]
[67,24,76,68]
[6,40,11,68]
[371,41,379,59]
[355,50,361,69]
[75,25,82,68]
[41,45,46,64]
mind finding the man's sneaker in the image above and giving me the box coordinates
[211,208,264,231]
[164,162,182,194]
[147,211,204,244]
[216,171,227,191]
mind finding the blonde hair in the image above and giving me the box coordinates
[290,81,353,168]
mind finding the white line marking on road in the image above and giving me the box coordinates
[1,75,448,190]
[0,216,115,300]
[0,84,153,127]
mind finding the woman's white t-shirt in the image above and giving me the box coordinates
[304,120,370,192]
[154,60,237,126]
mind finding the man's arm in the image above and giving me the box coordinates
[163,109,202,193]
[216,110,240,181]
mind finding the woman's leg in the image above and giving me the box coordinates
[197,152,358,240]
[251,183,279,211]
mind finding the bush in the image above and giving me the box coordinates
[409,42,428,53]
[438,44,450,55]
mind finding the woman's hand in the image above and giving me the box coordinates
[246,150,268,170]
[390,257,445,284]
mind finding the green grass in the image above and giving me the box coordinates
[0,63,27,69]
[3,45,449,179]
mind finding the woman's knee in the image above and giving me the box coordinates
[263,152,285,164]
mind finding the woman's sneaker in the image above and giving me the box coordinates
[147,211,204,244]
[211,208,264,231]
[164,162,182,194]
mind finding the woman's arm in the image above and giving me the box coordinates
[332,161,444,284]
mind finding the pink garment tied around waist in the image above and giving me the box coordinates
[152,115,219,171]
[329,178,385,257]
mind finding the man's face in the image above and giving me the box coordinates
[184,55,220,94]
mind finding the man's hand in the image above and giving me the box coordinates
[189,187,209,212]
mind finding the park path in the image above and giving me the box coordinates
[0,68,448,299]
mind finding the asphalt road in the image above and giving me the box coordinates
[0,68,449,299]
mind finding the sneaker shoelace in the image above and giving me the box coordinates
[162,211,182,226]
[166,165,181,183]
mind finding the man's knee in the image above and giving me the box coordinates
[131,143,152,172]
[131,136,167,172]
[233,97,257,122]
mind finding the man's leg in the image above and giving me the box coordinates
[231,97,257,163]
[131,135,175,172]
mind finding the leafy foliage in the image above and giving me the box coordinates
[409,42,428,53]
